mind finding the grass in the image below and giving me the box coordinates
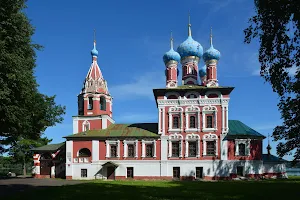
[9,177,300,200]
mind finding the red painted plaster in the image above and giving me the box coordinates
[228,140,263,160]
[73,141,92,162]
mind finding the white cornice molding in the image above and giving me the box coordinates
[157,98,230,106]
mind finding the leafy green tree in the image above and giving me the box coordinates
[244,0,299,161]
[9,137,52,176]
[0,0,65,152]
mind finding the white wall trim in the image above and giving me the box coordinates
[235,139,251,156]
[202,133,218,156]
[82,120,90,132]
[105,140,120,158]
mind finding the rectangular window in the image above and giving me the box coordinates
[127,144,135,158]
[172,142,180,157]
[127,167,134,178]
[238,143,246,156]
[196,167,203,179]
[206,116,213,128]
[189,116,196,128]
[173,116,179,129]
[81,169,87,178]
[146,144,154,157]
[173,167,180,179]
[206,141,216,156]
[88,97,93,110]
[110,145,117,157]
[188,141,197,157]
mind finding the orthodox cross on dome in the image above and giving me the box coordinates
[170,31,174,49]
[94,29,96,43]
[210,27,213,47]
[188,12,192,37]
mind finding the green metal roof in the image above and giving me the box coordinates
[64,120,264,139]
[31,142,65,152]
[64,123,159,139]
[227,120,265,138]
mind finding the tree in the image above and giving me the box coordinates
[0,0,65,153]
[9,137,52,176]
[244,0,300,161]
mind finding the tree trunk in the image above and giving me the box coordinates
[23,157,26,176]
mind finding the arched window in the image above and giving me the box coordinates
[238,143,246,156]
[88,97,93,110]
[40,153,52,160]
[78,148,91,157]
[173,116,179,129]
[100,96,106,111]
[189,116,196,128]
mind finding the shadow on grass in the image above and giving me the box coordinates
[4,178,300,200]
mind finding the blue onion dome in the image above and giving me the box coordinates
[199,65,207,77]
[163,36,181,64]
[91,41,98,57]
[203,45,220,62]
[177,24,203,59]
[163,49,181,64]
[203,29,221,62]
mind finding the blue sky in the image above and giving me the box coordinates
[25,0,291,160]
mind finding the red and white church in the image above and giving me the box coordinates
[32,22,286,180]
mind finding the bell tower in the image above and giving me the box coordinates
[73,32,114,134]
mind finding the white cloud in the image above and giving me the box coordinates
[109,71,165,100]
[115,113,157,123]
[198,0,247,13]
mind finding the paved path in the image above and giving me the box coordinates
[0,178,84,197]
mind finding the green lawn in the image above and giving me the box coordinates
[10,177,300,200]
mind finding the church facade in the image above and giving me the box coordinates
[32,21,286,180]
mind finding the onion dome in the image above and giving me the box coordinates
[177,18,203,59]
[163,33,181,64]
[203,28,221,62]
[91,41,98,57]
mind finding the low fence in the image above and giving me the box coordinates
[0,164,33,176]
[286,168,300,176]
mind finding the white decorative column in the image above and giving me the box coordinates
[168,140,172,157]
[179,140,183,157]
[185,140,189,157]
[203,141,207,156]
[92,140,99,161]
[117,140,120,158]
[222,106,225,132]
[197,139,200,157]
[158,107,162,134]
[221,134,228,160]
[135,140,138,158]
[162,108,166,135]
[123,140,127,158]
[66,140,73,178]
[105,140,109,158]
[153,140,157,158]
[141,140,146,158]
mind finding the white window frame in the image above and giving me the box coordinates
[202,105,218,132]
[185,106,200,132]
[141,140,156,158]
[202,133,218,156]
[168,107,183,132]
[105,140,120,158]
[123,140,138,158]
[82,120,90,132]
[235,139,250,156]
[168,133,183,158]
[185,133,200,158]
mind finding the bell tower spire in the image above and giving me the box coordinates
[74,31,114,134]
